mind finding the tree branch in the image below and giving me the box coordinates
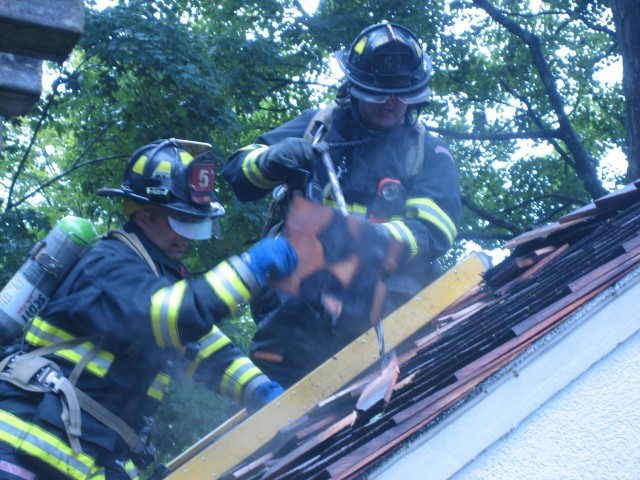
[471,0,609,200]
[424,125,560,141]
[461,195,523,235]
[10,155,125,209]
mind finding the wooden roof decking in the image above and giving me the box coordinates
[167,180,640,480]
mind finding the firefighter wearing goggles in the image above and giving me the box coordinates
[0,139,297,479]
[222,22,461,388]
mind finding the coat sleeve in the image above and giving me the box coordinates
[221,109,318,201]
[40,239,272,404]
[377,133,461,263]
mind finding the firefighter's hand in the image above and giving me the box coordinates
[249,380,285,412]
[257,137,315,181]
[243,237,298,286]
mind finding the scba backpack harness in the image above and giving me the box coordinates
[0,229,158,460]
[261,101,426,238]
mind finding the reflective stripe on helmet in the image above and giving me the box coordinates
[335,22,432,104]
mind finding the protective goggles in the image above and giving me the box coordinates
[349,84,432,105]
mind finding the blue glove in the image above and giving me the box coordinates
[250,380,285,411]
[243,237,298,286]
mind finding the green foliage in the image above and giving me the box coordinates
[0,0,632,464]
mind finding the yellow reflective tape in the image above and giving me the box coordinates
[406,198,457,246]
[383,221,419,258]
[151,289,167,347]
[205,267,238,311]
[233,364,262,401]
[25,318,113,378]
[153,160,172,176]
[323,200,367,215]
[205,262,251,312]
[131,155,147,175]
[0,410,96,479]
[147,372,171,401]
[26,316,72,344]
[186,326,233,376]
[220,357,254,400]
[166,281,187,347]
[55,343,114,378]
[179,150,194,165]
[354,36,367,54]
[241,146,281,189]
[150,281,188,349]
[123,459,139,479]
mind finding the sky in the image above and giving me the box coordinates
[67,0,625,264]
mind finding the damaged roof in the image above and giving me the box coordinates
[166,179,640,480]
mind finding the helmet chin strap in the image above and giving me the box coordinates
[405,104,423,126]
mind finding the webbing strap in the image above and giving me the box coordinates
[0,341,140,453]
[0,230,158,454]
[73,386,139,448]
[107,230,159,277]
[0,350,84,453]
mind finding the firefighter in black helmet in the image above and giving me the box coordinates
[335,22,433,110]
[0,139,297,479]
[222,22,461,388]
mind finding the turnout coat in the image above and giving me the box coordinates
[0,222,268,479]
[222,102,461,387]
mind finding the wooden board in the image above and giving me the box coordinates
[165,253,488,479]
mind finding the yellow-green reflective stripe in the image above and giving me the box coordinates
[131,155,147,175]
[205,262,251,312]
[179,150,194,165]
[123,459,139,479]
[151,280,187,348]
[147,372,171,401]
[54,344,112,378]
[382,221,419,258]
[406,198,457,246]
[221,357,261,402]
[0,410,96,479]
[323,199,368,216]
[26,318,113,378]
[241,146,280,189]
[186,326,232,376]
[88,460,137,479]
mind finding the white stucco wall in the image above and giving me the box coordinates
[452,328,640,480]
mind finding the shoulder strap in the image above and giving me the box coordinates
[405,122,425,179]
[303,103,426,180]
[106,230,159,277]
[0,339,140,454]
[303,101,341,141]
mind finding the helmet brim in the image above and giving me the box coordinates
[96,188,226,219]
